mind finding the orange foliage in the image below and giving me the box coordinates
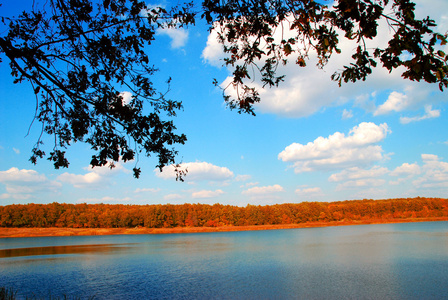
[1,197,447,229]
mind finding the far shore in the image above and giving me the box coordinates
[1,217,448,238]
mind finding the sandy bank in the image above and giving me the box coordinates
[1,217,448,238]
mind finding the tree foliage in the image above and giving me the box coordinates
[0,0,193,178]
[1,197,447,228]
[1,0,446,175]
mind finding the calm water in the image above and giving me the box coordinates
[1,221,448,299]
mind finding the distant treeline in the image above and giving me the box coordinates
[1,197,447,228]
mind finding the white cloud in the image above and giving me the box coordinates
[390,163,421,177]
[192,189,224,199]
[336,178,387,191]
[0,168,61,200]
[77,196,132,204]
[134,188,160,193]
[58,163,128,189]
[12,148,20,154]
[0,193,31,200]
[202,2,447,119]
[155,161,234,182]
[241,184,284,203]
[422,154,440,162]
[240,181,259,188]
[235,174,251,181]
[119,91,133,105]
[202,29,225,67]
[328,166,389,191]
[157,27,188,49]
[354,92,377,112]
[278,122,391,173]
[164,193,183,201]
[329,166,389,182]
[389,178,407,186]
[400,105,441,124]
[58,172,102,188]
[242,184,284,195]
[413,154,448,188]
[374,91,410,115]
[342,109,353,119]
[85,163,129,176]
[295,187,324,198]
[202,17,364,118]
[0,168,47,182]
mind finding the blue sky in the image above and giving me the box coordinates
[1,0,447,206]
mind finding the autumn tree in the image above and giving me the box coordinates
[1,0,446,176]
[0,198,447,228]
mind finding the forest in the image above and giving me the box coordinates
[0,198,447,229]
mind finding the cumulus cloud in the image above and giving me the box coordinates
[241,184,284,202]
[164,193,184,201]
[155,161,234,182]
[0,168,47,183]
[336,178,386,191]
[58,163,128,189]
[323,153,448,195]
[77,196,132,204]
[328,166,389,191]
[390,163,421,177]
[58,172,102,188]
[0,193,31,200]
[0,168,61,200]
[374,91,410,115]
[240,181,259,188]
[278,122,391,173]
[235,174,251,181]
[388,155,448,190]
[202,16,362,118]
[413,154,448,188]
[422,154,440,162]
[202,1,448,119]
[202,17,360,117]
[192,189,224,199]
[400,105,441,124]
[85,163,129,176]
[157,27,188,49]
[134,188,160,193]
[242,184,284,195]
[295,187,324,198]
[202,29,225,67]
[329,166,389,182]
[389,178,407,186]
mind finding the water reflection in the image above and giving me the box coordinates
[0,243,136,258]
[0,222,447,299]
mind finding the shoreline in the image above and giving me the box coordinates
[1,217,448,238]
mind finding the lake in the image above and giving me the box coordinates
[1,221,448,299]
